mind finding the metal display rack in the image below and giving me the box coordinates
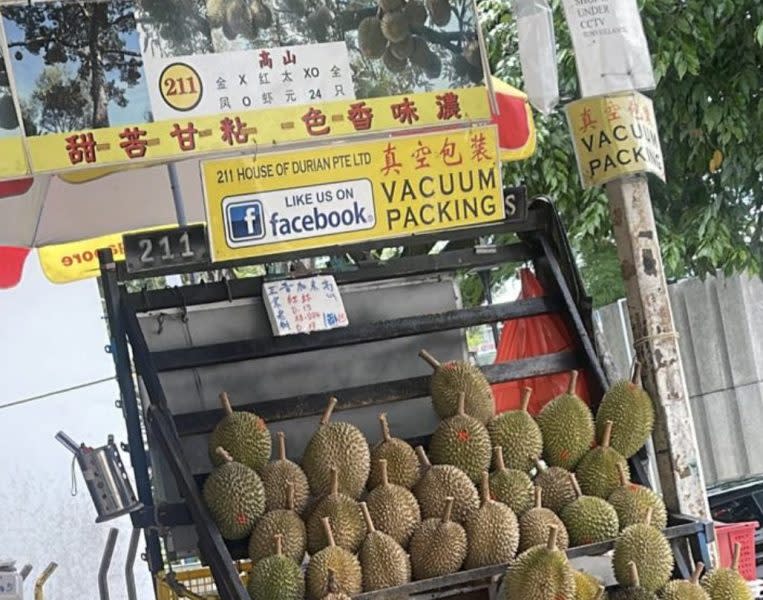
[98,196,713,600]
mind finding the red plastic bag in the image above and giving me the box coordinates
[492,268,591,415]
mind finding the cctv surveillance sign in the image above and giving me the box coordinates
[202,125,505,261]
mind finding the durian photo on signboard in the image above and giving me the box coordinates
[0,47,29,178]
[0,0,490,177]
[0,52,19,131]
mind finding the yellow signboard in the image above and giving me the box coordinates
[0,136,29,179]
[37,225,173,284]
[565,92,665,188]
[202,125,504,262]
[24,87,490,177]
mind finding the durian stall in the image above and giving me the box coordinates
[0,0,736,597]
[96,198,722,600]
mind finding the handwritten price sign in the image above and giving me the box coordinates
[262,275,349,337]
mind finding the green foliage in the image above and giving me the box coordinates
[479,0,763,299]
[577,239,626,308]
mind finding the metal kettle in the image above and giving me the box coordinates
[55,431,142,522]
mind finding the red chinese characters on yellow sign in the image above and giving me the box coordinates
[45,88,487,173]
[566,91,665,189]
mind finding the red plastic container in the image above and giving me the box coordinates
[715,521,759,580]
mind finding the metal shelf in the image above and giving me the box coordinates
[98,198,711,600]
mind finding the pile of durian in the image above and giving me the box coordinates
[201,359,751,600]
[207,0,275,40]
[357,0,482,79]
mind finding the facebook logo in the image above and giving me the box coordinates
[225,199,265,244]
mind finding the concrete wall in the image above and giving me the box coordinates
[596,273,763,487]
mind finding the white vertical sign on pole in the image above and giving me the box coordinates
[561,0,655,97]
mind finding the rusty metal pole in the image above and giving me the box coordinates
[607,175,711,524]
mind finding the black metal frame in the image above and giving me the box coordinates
[98,197,712,600]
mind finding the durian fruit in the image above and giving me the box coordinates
[424,51,442,79]
[426,0,451,27]
[250,0,273,28]
[464,471,519,569]
[537,372,594,470]
[302,397,370,499]
[225,0,254,37]
[312,5,333,26]
[382,47,407,72]
[463,39,481,67]
[404,0,428,27]
[502,526,576,600]
[519,487,569,553]
[490,446,534,516]
[202,447,265,540]
[389,36,416,60]
[306,518,363,600]
[574,570,606,600]
[610,563,659,600]
[368,414,419,490]
[282,0,306,16]
[561,474,619,547]
[409,497,467,580]
[260,432,310,515]
[660,562,710,600]
[410,36,431,68]
[453,53,470,77]
[206,0,226,28]
[596,363,655,459]
[612,509,674,593]
[575,420,630,499]
[305,517,363,600]
[419,349,495,424]
[608,464,668,531]
[701,543,754,600]
[534,460,577,514]
[378,0,403,12]
[366,458,421,548]
[381,11,410,43]
[249,481,307,564]
[358,502,411,591]
[357,16,387,59]
[429,391,491,483]
[209,392,271,472]
[413,446,479,524]
[306,468,366,555]
[247,535,305,600]
[323,569,352,600]
[487,387,543,472]
[307,6,333,41]
[467,62,484,84]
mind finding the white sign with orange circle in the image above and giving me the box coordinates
[144,42,355,120]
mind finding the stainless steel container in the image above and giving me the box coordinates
[56,431,142,523]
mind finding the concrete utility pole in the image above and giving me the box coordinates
[607,175,711,522]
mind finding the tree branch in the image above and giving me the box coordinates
[107,13,135,30]
[100,48,142,57]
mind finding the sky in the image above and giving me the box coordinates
[1,8,152,131]
[0,255,153,600]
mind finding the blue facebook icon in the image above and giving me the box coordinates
[226,199,265,243]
